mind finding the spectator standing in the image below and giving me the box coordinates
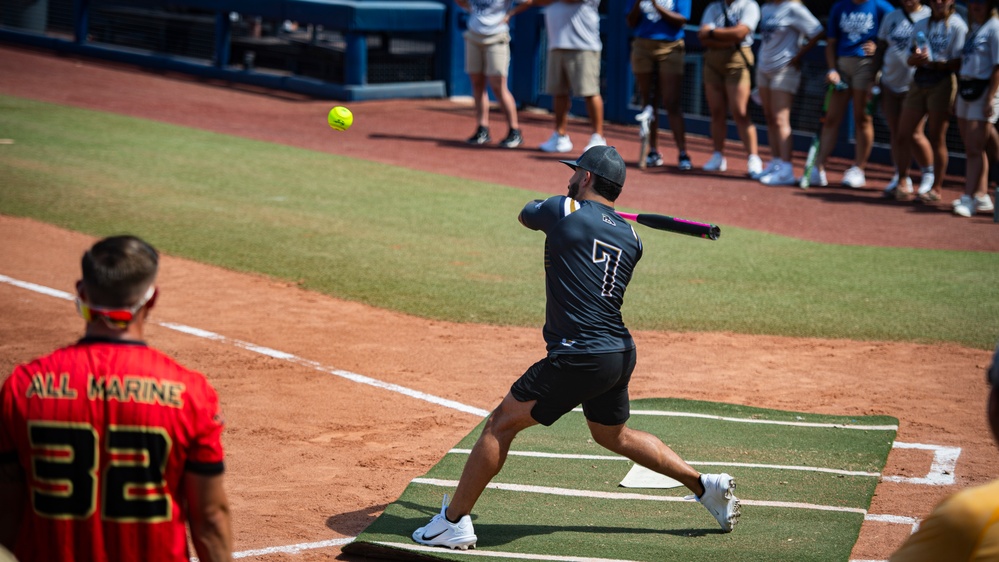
[410,146,741,550]
[808,0,895,188]
[953,0,999,217]
[888,341,999,561]
[458,0,534,148]
[894,0,966,202]
[697,0,763,177]
[874,0,934,198]
[0,236,232,562]
[536,0,606,153]
[754,0,824,186]
[626,0,693,170]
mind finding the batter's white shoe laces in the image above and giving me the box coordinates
[412,494,477,549]
[688,473,741,532]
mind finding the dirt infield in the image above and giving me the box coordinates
[1,44,998,561]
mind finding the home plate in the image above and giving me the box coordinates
[619,464,683,488]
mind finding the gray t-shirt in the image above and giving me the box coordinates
[960,16,999,80]
[701,0,761,48]
[877,6,931,93]
[545,0,602,51]
[466,0,524,36]
[757,1,823,74]
[912,13,968,64]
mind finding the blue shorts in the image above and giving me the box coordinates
[510,350,636,427]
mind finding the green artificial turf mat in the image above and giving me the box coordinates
[344,398,897,562]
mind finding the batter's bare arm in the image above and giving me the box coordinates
[186,472,234,562]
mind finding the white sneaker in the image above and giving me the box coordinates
[584,133,607,152]
[747,154,764,179]
[539,131,572,153]
[807,167,828,187]
[412,495,477,550]
[842,165,866,188]
[703,152,727,172]
[953,195,976,218]
[918,171,935,195]
[695,473,741,532]
[975,194,995,213]
[760,162,797,186]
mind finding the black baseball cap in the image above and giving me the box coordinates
[560,145,626,187]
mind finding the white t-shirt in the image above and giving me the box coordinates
[877,6,931,93]
[701,0,761,48]
[912,13,968,64]
[544,0,602,51]
[757,1,823,74]
[466,0,525,36]
[960,16,999,80]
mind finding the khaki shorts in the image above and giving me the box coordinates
[703,46,753,86]
[757,64,801,93]
[464,30,511,77]
[836,56,876,91]
[880,85,907,121]
[903,74,956,113]
[546,49,602,97]
[955,90,999,124]
[630,37,685,76]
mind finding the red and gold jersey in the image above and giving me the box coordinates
[0,338,225,562]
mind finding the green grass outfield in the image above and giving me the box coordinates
[344,398,898,562]
[1,95,997,348]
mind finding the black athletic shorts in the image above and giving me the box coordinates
[510,349,636,427]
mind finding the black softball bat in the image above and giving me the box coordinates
[617,212,720,240]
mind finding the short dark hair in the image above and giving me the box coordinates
[81,235,159,308]
[592,174,623,201]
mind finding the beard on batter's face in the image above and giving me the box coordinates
[567,172,583,199]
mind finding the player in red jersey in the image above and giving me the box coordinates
[0,235,232,562]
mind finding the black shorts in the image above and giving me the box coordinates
[510,349,636,427]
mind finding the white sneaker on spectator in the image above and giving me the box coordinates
[760,162,797,186]
[918,172,935,195]
[539,132,572,153]
[747,154,764,178]
[703,152,727,172]
[953,195,976,217]
[584,133,607,152]
[975,194,995,213]
[842,166,866,188]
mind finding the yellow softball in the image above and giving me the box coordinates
[328,106,353,131]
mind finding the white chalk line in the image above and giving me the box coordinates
[449,448,881,477]
[882,442,961,486]
[412,477,869,514]
[0,274,948,559]
[625,408,898,431]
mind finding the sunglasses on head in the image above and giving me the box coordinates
[76,285,156,329]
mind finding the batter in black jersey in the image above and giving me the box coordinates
[412,147,741,551]
[520,194,642,356]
